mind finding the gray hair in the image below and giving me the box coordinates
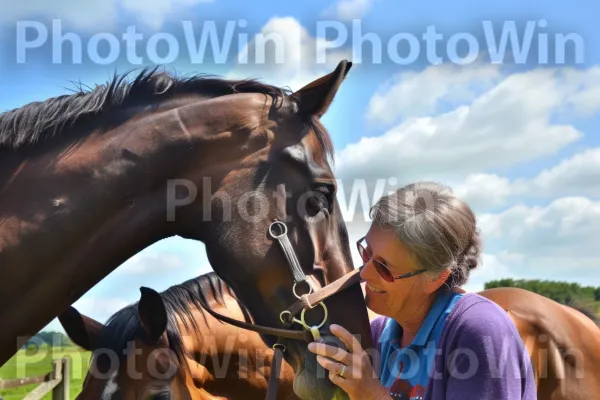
[369,181,482,288]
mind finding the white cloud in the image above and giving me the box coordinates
[71,296,131,323]
[513,147,600,199]
[334,66,600,189]
[474,196,600,287]
[366,62,503,124]
[2,0,213,31]
[117,251,184,275]
[451,173,513,211]
[444,147,600,212]
[478,197,600,268]
[335,147,599,246]
[558,67,600,118]
[321,0,377,21]
[329,64,600,293]
[43,296,130,333]
[227,17,351,91]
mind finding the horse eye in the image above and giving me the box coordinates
[305,184,334,217]
[151,393,170,400]
[316,184,335,206]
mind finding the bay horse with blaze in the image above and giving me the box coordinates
[58,272,299,400]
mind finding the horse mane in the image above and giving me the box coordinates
[0,66,334,160]
[93,271,253,370]
[566,302,600,326]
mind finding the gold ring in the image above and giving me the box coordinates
[339,365,346,378]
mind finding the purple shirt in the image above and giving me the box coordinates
[370,292,537,399]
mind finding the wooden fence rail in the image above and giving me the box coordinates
[0,357,70,400]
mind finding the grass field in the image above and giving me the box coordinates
[0,346,90,399]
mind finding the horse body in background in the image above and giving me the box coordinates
[58,272,299,400]
[479,287,600,400]
[0,60,373,399]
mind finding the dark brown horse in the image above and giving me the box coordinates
[0,60,373,399]
[58,272,299,400]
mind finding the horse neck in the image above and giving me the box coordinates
[0,95,260,365]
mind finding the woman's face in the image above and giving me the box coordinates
[358,224,431,319]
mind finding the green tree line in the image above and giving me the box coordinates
[22,331,73,349]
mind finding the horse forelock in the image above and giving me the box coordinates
[303,117,334,166]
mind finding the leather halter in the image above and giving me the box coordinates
[194,219,363,400]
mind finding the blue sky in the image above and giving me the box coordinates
[1,0,599,332]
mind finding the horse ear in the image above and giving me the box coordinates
[292,59,352,118]
[138,287,167,344]
[58,306,104,351]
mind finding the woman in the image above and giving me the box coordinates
[308,181,536,400]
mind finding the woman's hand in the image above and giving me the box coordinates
[307,324,390,400]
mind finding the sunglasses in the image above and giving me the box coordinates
[356,236,426,282]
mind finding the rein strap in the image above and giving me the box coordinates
[194,295,314,342]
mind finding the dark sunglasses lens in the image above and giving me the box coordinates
[373,261,394,282]
[358,242,394,282]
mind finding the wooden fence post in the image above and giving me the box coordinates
[0,356,71,400]
[52,357,70,400]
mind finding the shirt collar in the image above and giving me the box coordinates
[378,289,454,347]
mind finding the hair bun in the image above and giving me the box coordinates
[459,230,482,271]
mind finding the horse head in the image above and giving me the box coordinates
[168,60,372,399]
[58,273,301,400]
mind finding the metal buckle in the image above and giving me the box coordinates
[268,220,287,238]
[292,280,314,299]
[279,302,328,341]
[272,343,286,352]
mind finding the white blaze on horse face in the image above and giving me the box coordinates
[52,196,69,208]
[101,370,119,399]
[52,196,69,213]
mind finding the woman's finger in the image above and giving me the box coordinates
[329,369,350,385]
[308,342,353,365]
[315,354,348,376]
[328,370,350,392]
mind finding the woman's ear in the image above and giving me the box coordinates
[426,268,452,293]
[438,268,451,283]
